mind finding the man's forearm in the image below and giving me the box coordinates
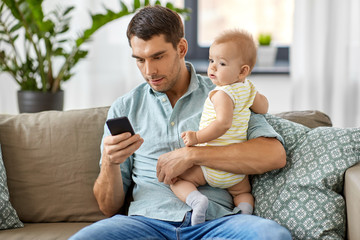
[188,137,286,175]
[93,156,125,217]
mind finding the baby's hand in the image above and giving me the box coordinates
[181,131,198,146]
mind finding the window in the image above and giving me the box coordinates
[184,0,294,74]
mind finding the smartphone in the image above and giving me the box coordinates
[106,116,135,136]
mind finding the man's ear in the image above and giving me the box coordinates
[178,38,188,58]
[238,65,250,79]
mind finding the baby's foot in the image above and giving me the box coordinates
[186,190,209,225]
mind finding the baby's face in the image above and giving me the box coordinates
[207,42,244,86]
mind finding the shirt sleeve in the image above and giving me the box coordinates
[247,112,284,145]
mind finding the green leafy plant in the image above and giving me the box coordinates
[258,33,272,46]
[0,0,190,93]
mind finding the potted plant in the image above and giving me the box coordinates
[256,33,277,67]
[0,0,189,113]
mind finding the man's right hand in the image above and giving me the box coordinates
[94,132,143,217]
[103,132,144,165]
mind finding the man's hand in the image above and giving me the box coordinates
[157,147,194,185]
[181,131,198,146]
[103,133,143,165]
[94,132,143,217]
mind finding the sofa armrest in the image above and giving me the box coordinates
[345,162,360,240]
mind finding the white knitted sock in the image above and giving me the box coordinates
[186,190,209,226]
[236,202,253,215]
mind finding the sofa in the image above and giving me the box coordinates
[0,107,359,240]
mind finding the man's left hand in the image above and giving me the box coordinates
[156,147,194,185]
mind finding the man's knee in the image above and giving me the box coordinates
[252,217,292,239]
[224,215,292,240]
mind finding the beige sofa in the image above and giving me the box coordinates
[0,107,359,240]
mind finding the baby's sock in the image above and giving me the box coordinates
[186,190,209,226]
[236,202,253,215]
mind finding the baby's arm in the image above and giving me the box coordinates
[250,92,269,114]
[182,90,233,146]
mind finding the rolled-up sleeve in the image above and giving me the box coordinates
[247,112,284,145]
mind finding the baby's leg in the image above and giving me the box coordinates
[227,176,254,215]
[171,166,208,225]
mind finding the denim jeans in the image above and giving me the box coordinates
[69,212,292,240]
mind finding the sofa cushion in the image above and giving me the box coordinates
[0,144,23,229]
[274,110,332,128]
[252,114,360,239]
[0,107,109,223]
[0,222,92,240]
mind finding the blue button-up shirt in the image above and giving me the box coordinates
[101,62,283,222]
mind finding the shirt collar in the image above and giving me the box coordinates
[185,61,200,96]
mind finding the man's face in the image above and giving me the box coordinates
[130,35,182,93]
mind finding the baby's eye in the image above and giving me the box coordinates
[220,62,226,66]
[208,59,214,63]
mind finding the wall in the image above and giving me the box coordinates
[250,74,292,114]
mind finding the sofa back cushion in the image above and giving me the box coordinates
[274,110,332,128]
[0,107,109,223]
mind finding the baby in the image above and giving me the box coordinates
[171,29,269,225]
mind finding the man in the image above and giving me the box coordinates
[70,5,291,240]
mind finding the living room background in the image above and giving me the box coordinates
[0,0,359,127]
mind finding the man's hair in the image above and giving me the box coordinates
[213,29,257,71]
[126,5,184,49]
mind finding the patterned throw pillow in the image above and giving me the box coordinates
[252,114,360,239]
[0,144,23,229]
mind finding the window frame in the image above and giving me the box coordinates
[184,0,290,74]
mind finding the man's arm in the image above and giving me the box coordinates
[157,137,286,185]
[93,133,143,217]
[157,113,286,185]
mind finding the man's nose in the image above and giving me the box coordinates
[145,61,157,76]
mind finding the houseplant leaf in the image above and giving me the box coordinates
[0,0,190,111]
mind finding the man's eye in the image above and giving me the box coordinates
[154,56,163,60]
[136,59,145,63]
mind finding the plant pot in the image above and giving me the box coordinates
[257,46,278,67]
[17,90,64,113]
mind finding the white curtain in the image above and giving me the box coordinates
[291,0,360,127]
[0,0,143,114]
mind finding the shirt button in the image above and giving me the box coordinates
[171,122,175,126]
[162,98,166,102]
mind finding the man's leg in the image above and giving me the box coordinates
[181,214,292,240]
[69,215,178,240]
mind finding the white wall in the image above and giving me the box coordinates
[250,74,292,114]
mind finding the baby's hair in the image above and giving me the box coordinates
[213,29,257,71]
